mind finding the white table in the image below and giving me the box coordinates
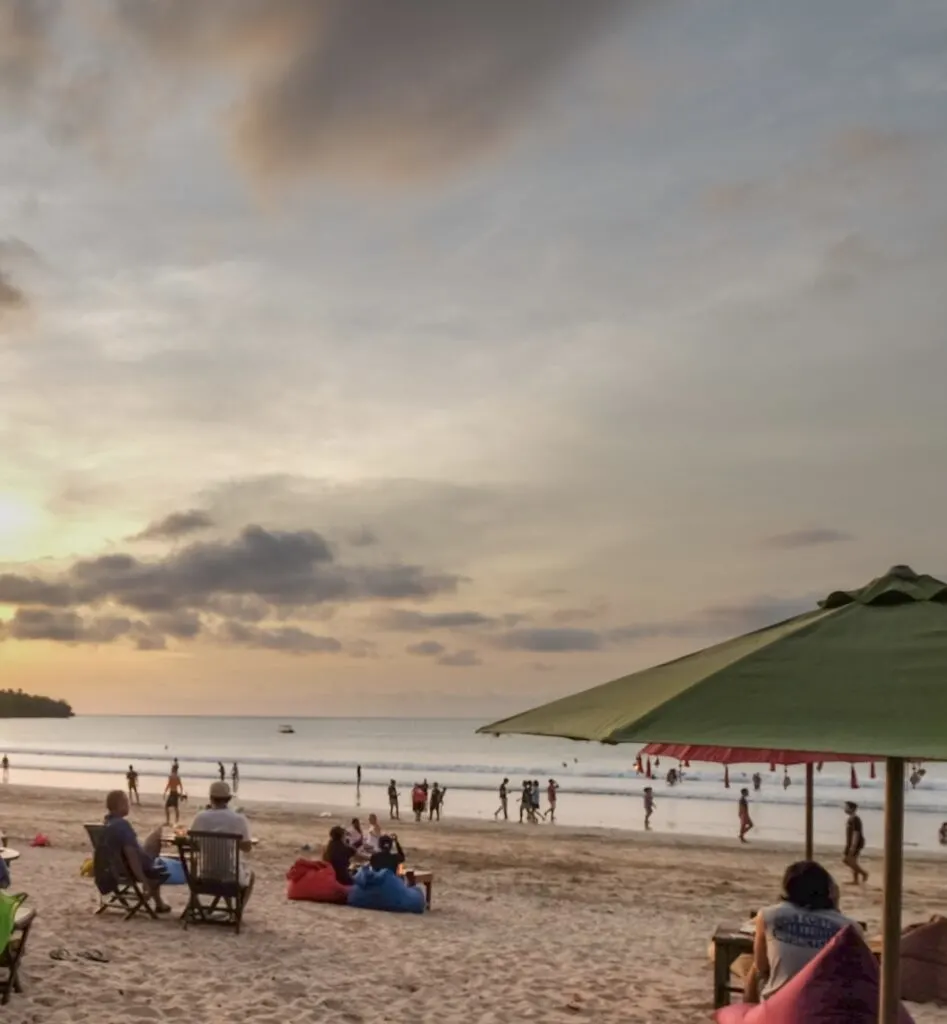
[0,848,20,864]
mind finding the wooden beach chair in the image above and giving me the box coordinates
[85,822,157,921]
[175,831,246,935]
[0,905,36,1004]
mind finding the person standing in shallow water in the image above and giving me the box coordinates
[387,779,400,820]
[2,754,9,783]
[643,787,655,830]
[217,762,225,782]
[739,788,754,842]
[231,762,239,794]
[126,764,140,806]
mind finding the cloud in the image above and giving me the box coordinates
[374,608,495,631]
[0,573,75,607]
[109,0,631,185]
[3,607,132,644]
[62,524,458,612]
[345,526,378,548]
[406,640,446,657]
[494,627,604,652]
[692,595,817,633]
[3,2,633,187]
[220,620,342,654]
[437,649,482,667]
[130,508,216,541]
[0,268,28,322]
[0,523,461,653]
[763,528,853,550]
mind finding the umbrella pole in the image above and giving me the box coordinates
[805,763,814,860]
[879,756,904,1024]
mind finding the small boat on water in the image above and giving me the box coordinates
[278,724,295,734]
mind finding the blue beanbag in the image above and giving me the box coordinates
[347,867,425,914]
[155,856,187,886]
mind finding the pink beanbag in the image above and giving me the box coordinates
[716,925,914,1024]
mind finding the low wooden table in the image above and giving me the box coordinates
[712,927,753,1008]
[0,848,20,864]
[405,869,434,908]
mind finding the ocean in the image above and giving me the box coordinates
[1,715,944,852]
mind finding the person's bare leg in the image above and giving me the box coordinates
[142,827,163,859]
[743,965,761,1004]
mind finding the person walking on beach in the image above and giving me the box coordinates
[843,801,868,884]
[1,754,8,783]
[519,781,532,823]
[388,779,400,820]
[217,762,226,782]
[739,788,754,842]
[231,762,239,794]
[531,780,542,822]
[126,764,140,806]
[752,773,762,792]
[643,787,655,830]
[164,767,185,825]
[495,778,510,821]
[543,779,559,822]
[356,764,362,788]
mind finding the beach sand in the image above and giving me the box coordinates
[1,784,945,1023]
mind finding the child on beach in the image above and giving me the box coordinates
[643,787,655,830]
[843,802,868,884]
[739,788,753,842]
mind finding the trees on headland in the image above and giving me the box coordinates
[0,688,73,718]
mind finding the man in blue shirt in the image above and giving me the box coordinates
[95,790,171,913]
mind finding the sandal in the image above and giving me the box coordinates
[76,949,110,963]
[49,948,73,961]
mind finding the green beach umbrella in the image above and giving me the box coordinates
[479,565,947,1024]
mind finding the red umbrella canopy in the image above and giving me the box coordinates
[641,743,877,766]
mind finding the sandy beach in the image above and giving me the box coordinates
[2,783,946,1023]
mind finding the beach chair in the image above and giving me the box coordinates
[85,822,157,921]
[0,906,36,1004]
[175,831,246,935]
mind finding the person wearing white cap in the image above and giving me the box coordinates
[190,781,255,900]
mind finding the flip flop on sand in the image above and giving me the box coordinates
[49,948,74,961]
[76,949,110,963]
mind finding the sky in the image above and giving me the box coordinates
[1,0,946,716]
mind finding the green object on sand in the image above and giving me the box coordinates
[479,565,947,760]
[0,892,25,958]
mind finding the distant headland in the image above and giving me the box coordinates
[0,688,73,718]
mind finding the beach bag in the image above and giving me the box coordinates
[286,859,350,904]
[347,866,425,915]
[716,925,914,1023]
[155,856,186,886]
[0,892,25,957]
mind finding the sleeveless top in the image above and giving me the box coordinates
[760,901,859,998]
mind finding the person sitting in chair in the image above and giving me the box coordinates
[190,781,255,904]
[94,789,172,913]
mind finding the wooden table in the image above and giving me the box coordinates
[712,927,753,1008]
[0,848,20,864]
[405,869,434,908]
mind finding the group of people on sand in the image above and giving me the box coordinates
[385,779,447,822]
[493,778,558,823]
[123,759,241,824]
[94,778,254,915]
[321,813,409,885]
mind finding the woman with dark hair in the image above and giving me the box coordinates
[323,825,357,885]
[744,860,859,1002]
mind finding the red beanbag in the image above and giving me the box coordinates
[716,925,914,1024]
[286,859,350,904]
